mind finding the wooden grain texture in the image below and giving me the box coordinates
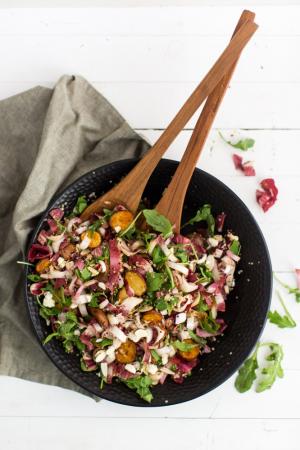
[0,6,299,450]
[156,10,255,231]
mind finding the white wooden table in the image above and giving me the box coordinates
[1,5,300,449]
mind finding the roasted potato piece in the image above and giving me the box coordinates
[116,340,136,363]
[118,287,128,303]
[178,339,200,361]
[61,243,76,260]
[142,310,163,324]
[125,271,146,296]
[88,307,109,328]
[81,230,101,248]
[36,258,51,273]
[109,210,134,231]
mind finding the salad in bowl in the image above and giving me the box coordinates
[27,197,240,402]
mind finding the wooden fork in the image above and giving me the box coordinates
[155,9,256,232]
[81,14,257,222]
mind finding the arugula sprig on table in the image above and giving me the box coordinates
[274,274,300,303]
[268,291,296,329]
[219,131,255,151]
[235,342,284,393]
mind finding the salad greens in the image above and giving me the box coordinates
[268,291,296,329]
[219,131,255,151]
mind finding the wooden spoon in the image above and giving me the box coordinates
[155,10,256,233]
[80,17,258,221]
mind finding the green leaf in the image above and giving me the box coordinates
[155,298,168,311]
[234,347,259,393]
[146,272,166,292]
[165,264,175,289]
[152,245,167,266]
[268,292,296,328]
[219,131,255,151]
[173,340,198,352]
[43,332,59,345]
[78,267,92,281]
[188,330,206,346]
[143,209,172,237]
[175,249,189,263]
[182,204,215,236]
[151,349,162,364]
[73,195,87,215]
[274,274,300,303]
[27,274,42,282]
[119,210,142,238]
[89,219,102,232]
[124,375,153,403]
[229,240,241,256]
[98,338,113,348]
[256,343,284,392]
[199,315,220,334]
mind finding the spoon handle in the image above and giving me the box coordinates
[155,10,256,233]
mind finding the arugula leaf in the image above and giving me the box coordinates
[143,209,172,237]
[165,264,175,289]
[182,204,215,236]
[102,208,113,219]
[97,338,113,348]
[274,274,300,303]
[73,195,87,215]
[219,131,255,151]
[152,245,167,266]
[27,274,42,282]
[175,248,189,263]
[268,291,296,328]
[146,272,165,292]
[43,311,82,353]
[173,340,198,352]
[155,298,168,311]
[188,330,206,346]
[124,375,153,403]
[229,240,241,256]
[256,343,284,392]
[234,346,259,393]
[151,349,162,365]
[199,315,220,334]
[43,332,59,345]
[80,267,92,281]
[119,210,142,238]
[89,219,102,232]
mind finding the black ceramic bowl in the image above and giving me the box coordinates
[25,158,272,406]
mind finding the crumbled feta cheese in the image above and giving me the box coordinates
[147,364,158,375]
[87,266,99,276]
[208,237,219,247]
[107,314,120,326]
[186,316,197,330]
[125,364,136,374]
[65,260,75,270]
[114,226,121,233]
[57,257,66,268]
[175,312,186,325]
[205,255,215,271]
[98,282,106,290]
[98,261,106,273]
[43,291,55,308]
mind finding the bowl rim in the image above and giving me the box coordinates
[24,158,272,406]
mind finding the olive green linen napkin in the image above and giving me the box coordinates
[0,75,149,398]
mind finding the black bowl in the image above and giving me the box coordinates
[25,158,272,406]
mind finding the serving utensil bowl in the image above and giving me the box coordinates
[25,158,272,407]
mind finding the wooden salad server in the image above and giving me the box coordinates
[80,15,258,222]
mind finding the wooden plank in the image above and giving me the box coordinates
[0,81,299,129]
[0,35,298,84]
[0,6,299,36]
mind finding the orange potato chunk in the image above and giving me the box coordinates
[118,287,128,303]
[88,307,109,328]
[178,339,200,361]
[109,210,134,231]
[125,271,146,296]
[81,230,101,248]
[116,340,137,364]
[142,310,163,324]
[36,258,51,273]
